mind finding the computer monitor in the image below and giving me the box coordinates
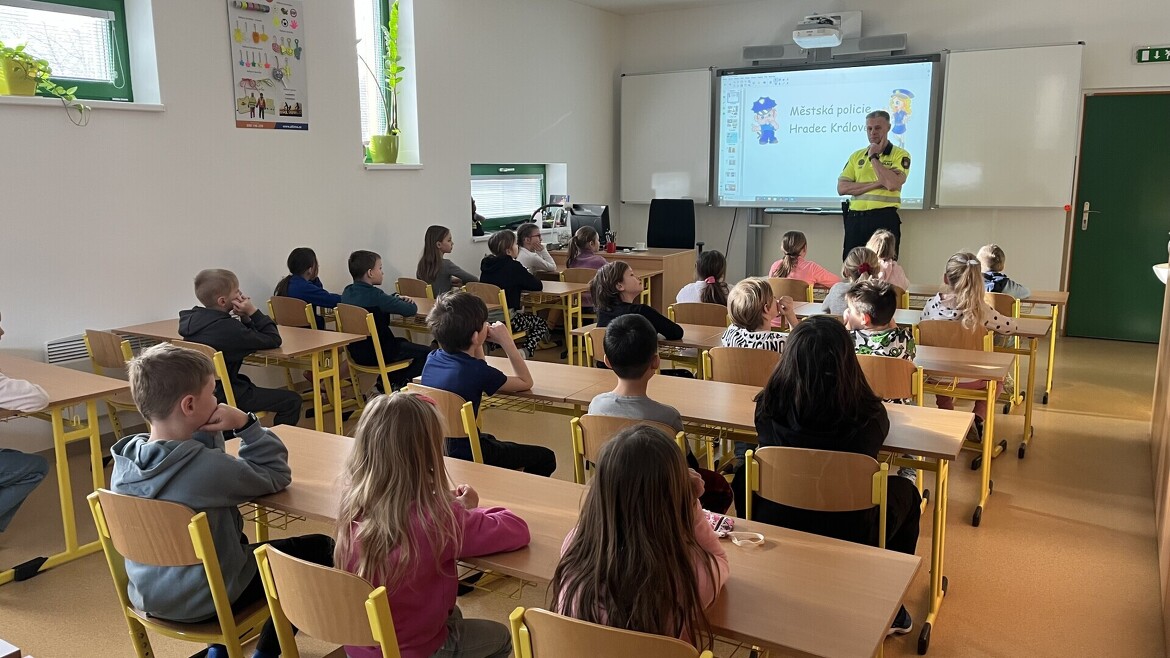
[568,204,611,246]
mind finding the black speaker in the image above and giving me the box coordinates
[647,199,696,250]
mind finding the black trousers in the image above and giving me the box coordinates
[350,334,432,388]
[733,468,921,556]
[843,206,901,261]
[446,432,557,477]
[219,379,303,427]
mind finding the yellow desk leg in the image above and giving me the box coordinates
[973,381,998,527]
[1018,337,1039,458]
[330,347,344,435]
[918,456,949,653]
[310,349,325,433]
[563,293,577,366]
[254,506,270,542]
[1043,305,1058,404]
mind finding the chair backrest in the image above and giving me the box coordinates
[464,282,514,326]
[511,607,711,658]
[584,327,608,366]
[396,277,434,299]
[703,347,779,387]
[572,414,682,464]
[173,340,238,406]
[255,545,400,656]
[334,303,374,339]
[985,292,1020,318]
[746,447,888,547]
[767,277,814,303]
[405,384,483,463]
[647,199,696,250]
[85,329,133,371]
[892,285,909,310]
[916,320,990,351]
[562,267,598,286]
[268,296,314,328]
[856,354,921,404]
[92,490,201,566]
[669,302,729,327]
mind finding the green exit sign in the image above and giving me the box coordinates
[1136,47,1170,63]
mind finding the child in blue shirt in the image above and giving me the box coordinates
[274,247,342,328]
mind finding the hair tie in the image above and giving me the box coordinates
[704,276,716,284]
[857,263,871,275]
[966,259,980,266]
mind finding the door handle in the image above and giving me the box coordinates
[1081,201,1100,230]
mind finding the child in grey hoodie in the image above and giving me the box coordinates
[111,343,331,658]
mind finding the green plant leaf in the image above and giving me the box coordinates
[65,86,77,95]
[14,44,24,52]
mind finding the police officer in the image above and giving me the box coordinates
[837,110,910,260]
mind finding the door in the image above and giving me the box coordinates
[1066,93,1170,342]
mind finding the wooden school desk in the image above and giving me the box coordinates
[0,355,129,585]
[396,295,502,341]
[571,322,726,367]
[550,247,693,314]
[238,425,920,658]
[114,320,364,435]
[520,281,591,365]
[537,268,661,307]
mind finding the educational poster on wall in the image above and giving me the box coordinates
[227,0,309,130]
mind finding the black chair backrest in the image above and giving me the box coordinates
[647,199,696,250]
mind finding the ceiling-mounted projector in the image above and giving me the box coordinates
[793,15,843,48]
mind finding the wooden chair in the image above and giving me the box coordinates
[767,277,814,303]
[856,354,924,405]
[986,292,1023,410]
[464,282,526,345]
[914,320,993,352]
[568,415,685,484]
[893,285,910,310]
[509,607,713,658]
[583,326,607,368]
[744,446,889,548]
[334,304,413,398]
[87,490,270,658]
[267,296,315,328]
[254,544,401,658]
[395,277,434,299]
[702,346,779,387]
[405,384,484,464]
[668,302,730,328]
[172,341,268,422]
[562,267,600,325]
[83,329,137,437]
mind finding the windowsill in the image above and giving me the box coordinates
[0,95,164,112]
[363,163,424,170]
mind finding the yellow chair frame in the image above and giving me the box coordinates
[84,329,137,438]
[172,341,268,421]
[509,607,713,658]
[405,384,484,464]
[583,326,607,368]
[986,292,1023,411]
[569,415,685,484]
[745,446,889,548]
[255,544,401,658]
[334,304,413,398]
[87,490,270,658]
[668,302,731,328]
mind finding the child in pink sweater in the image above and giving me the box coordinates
[336,393,530,658]
[551,424,728,650]
[769,230,841,289]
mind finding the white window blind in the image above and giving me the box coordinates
[0,3,115,82]
[354,0,385,144]
[471,176,544,219]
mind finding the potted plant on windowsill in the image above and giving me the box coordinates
[0,41,90,125]
[358,0,405,163]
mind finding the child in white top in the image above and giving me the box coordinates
[866,229,910,291]
[843,280,915,360]
[516,222,558,274]
[676,250,731,307]
[822,247,881,316]
[721,278,799,352]
[0,311,51,533]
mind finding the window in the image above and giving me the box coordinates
[353,0,385,143]
[0,0,133,102]
[471,164,547,232]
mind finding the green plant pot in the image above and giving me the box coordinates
[369,134,400,164]
[0,57,37,96]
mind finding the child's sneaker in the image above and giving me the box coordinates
[888,605,913,636]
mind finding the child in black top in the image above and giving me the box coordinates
[592,261,683,340]
[479,229,551,358]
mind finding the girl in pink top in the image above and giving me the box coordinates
[551,425,729,650]
[335,393,530,658]
[768,230,841,289]
[865,228,911,291]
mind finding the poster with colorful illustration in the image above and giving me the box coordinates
[227,0,308,130]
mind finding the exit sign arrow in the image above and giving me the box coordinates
[1136,46,1170,63]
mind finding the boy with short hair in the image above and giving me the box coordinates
[110,343,332,658]
[978,244,1031,299]
[179,268,303,427]
[589,314,732,512]
[0,310,50,534]
[340,250,432,390]
[422,290,557,477]
[843,280,916,360]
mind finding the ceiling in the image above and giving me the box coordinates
[570,0,761,15]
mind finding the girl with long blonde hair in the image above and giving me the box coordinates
[335,392,529,658]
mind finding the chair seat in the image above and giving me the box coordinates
[128,597,269,638]
[107,391,138,408]
[350,359,412,376]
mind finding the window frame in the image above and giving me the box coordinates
[470,164,548,232]
[2,0,134,102]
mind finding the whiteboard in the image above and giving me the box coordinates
[620,69,712,204]
[935,44,1083,207]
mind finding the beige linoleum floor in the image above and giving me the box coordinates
[1,336,1164,657]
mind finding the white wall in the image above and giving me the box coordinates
[617,0,1170,288]
[0,0,619,449]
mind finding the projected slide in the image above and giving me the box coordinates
[715,57,938,210]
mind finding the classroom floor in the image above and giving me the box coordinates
[1,336,1164,657]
